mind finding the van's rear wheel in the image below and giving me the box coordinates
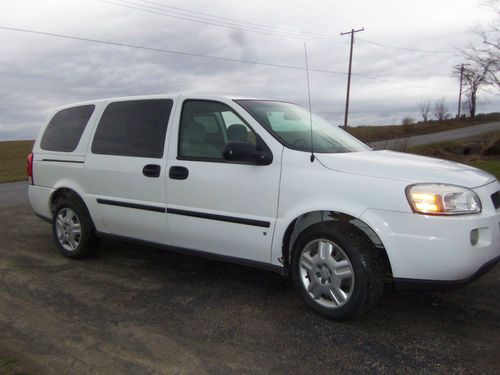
[52,198,99,258]
[291,222,384,319]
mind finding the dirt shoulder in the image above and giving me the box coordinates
[1,200,499,374]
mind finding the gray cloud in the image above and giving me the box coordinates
[0,0,498,140]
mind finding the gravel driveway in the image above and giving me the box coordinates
[0,182,499,374]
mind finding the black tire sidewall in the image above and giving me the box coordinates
[291,222,371,319]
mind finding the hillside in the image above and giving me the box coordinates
[0,140,34,183]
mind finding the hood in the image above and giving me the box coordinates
[316,150,496,188]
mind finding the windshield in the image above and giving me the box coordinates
[236,100,370,153]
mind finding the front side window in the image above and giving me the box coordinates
[179,100,256,160]
[41,105,95,152]
[92,99,173,158]
[236,100,369,153]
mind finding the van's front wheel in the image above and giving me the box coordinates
[291,222,384,319]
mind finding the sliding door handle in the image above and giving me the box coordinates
[143,164,161,177]
[169,166,189,180]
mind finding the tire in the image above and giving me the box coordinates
[291,221,384,319]
[52,197,100,259]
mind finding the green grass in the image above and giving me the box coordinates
[408,130,500,155]
[469,160,500,179]
[0,140,34,183]
[407,131,500,179]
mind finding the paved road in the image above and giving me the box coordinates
[0,182,499,374]
[369,121,500,149]
[0,180,28,207]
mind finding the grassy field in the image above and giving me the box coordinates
[0,140,33,183]
[347,113,500,143]
[407,131,500,179]
[469,160,500,179]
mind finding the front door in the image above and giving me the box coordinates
[165,99,282,263]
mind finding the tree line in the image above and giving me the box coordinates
[404,0,498,126]
[453,0,499,119]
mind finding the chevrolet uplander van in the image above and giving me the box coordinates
[28,94,500,319]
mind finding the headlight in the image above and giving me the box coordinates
[406,183,481,215]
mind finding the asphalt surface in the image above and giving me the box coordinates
[0,182,499,374]
[369,121,500,149]
[0,180,28,207]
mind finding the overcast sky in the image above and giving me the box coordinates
[0,0,498,140]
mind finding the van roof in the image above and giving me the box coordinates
[55,93,280,110]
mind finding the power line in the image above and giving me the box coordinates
[97,0,339,42]
[0,25,343,74]
[284,0,348,26]
[243,0,332,32]
[0,25,456,92]
[351,73,456,92]
[136,0,334,38]
[100,0,459,55]
[357,37,456,54]
[286,0,333,17]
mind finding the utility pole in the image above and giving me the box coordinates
[457,64,464,119]
[340,27,364,128]
[457,63,470,119]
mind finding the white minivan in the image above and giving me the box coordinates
[28,93,500,319]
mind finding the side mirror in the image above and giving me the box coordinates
[223,141,273,165]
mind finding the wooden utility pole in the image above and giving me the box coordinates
[340,27,364,128]
[457,64,465,119]
[456,63,471,119]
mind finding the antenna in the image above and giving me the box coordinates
[303,43,315,162]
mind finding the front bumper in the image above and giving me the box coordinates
[361,180,500,286]
[393,255,500,291]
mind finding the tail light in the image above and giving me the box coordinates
[27,152,34,185]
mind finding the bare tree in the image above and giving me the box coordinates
[455,0,499,118]
[402,116,416,133]
[453,63,494,118]
[434,98,449,122]
[468,0,499,89]
[402,116,415,126]
[418,100,431,122]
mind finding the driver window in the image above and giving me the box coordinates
[179,100,256,160]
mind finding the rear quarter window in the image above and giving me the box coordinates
[91,99,173,158]
[40,105,95,152]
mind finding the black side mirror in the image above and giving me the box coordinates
[223,141,273,165]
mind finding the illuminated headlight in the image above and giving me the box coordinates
[406,184,481,215]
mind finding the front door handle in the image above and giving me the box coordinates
[169,166,189,180]
[143,164,161,178]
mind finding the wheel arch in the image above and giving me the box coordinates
[49,186,97,232]
[281,210,392,278]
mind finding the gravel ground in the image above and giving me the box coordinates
[0,183,499,374]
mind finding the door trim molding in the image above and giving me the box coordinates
[97,198,166,213]
[166,208,271,228]
[42,159,84,163]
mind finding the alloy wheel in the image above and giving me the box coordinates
[299,239,355,308]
